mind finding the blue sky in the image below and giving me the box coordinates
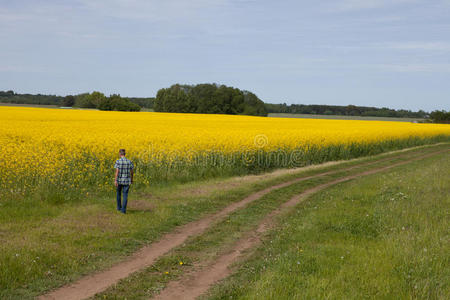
[0,0,449,111]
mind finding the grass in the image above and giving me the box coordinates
[204,148,449,299]
[0,144,447,299]
[90,145,448,299]
[268,113,425,123]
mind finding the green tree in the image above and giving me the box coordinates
[62,95,75,107]
[98,94,140,111]
[154,83,267,116]
[88,91,106,107]
[75,93,95,108]
[430,110,450,124]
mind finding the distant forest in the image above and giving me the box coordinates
[0,90,153,111]
[266,103,428,118]
[1,90,449,123]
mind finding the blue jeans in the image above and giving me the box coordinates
[116,184,130,213]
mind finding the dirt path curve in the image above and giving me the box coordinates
[39,149,432,300]
[153,148,448,300]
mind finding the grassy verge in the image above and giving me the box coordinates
[91,146,448,299]
[0,144,447,299]
[205,149,449,299]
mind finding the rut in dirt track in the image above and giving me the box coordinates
[153,148,448,300]
[38,148,438,300]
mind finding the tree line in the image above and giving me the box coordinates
[154,84,267,116]
[0,90,152,111]
[1,90,448,123]
[265,103,428,119]
[69,92,141,111]
[0,90,63,105]
[428,110,450,124]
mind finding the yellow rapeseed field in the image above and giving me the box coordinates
[1,106,449,200]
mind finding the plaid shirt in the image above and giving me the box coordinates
[114,157,134,185]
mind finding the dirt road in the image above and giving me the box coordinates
[39,146,448,300]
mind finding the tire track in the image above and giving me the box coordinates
[38,148,440,300]
[153,148,448,300]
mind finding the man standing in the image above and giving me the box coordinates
[114,149,134,214]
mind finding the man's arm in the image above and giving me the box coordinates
[114,168,119,187]
[130,169,134,184]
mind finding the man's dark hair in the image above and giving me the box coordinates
[119,149,126,156]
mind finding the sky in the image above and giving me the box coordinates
[0,0,449,111]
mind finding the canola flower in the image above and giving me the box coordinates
[0,106,449,201]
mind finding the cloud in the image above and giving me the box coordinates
[0,0,230,32]
[326,0,416,12]
[0,65,44,73]
[386,42,450,51]
[77,0,229,21]
[370,63,450,73]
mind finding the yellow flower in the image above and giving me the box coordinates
[1,106,448,199]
